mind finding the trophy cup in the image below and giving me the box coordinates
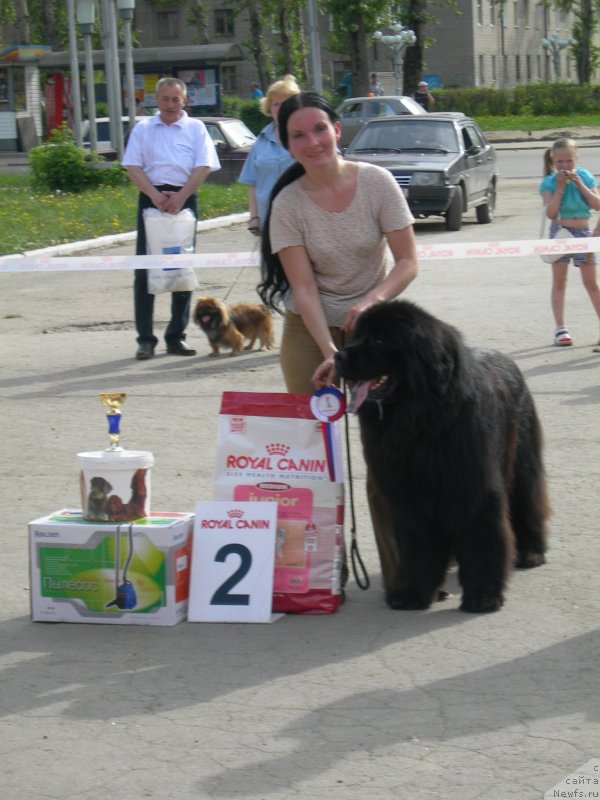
[78,392,154,521]
[100,392,127,452]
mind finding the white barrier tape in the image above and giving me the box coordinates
[0,251,261,273]
[2,236,600,273]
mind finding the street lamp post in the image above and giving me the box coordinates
[117,0,137,134]
[76,0,97,152]
[66,0,83,146]
[99,0,121,155]
[541,31,572,80]
[306,0,323,93]
[373,23,417,96]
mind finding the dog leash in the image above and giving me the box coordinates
[339,332,370,591]
[221,266,246,303]
[222,238,262,303]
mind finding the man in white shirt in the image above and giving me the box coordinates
[122,77,220,360]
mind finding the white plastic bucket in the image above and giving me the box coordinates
[77,450,154,522]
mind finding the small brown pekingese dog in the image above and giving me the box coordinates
[192,296,275,356]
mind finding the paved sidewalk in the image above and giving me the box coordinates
[0,177,598,799]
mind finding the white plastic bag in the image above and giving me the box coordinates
[539,209,576,264]
[143,208,199,294]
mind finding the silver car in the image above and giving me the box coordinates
[336,95,426,148]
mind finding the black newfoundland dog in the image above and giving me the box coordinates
[335,300,549,613]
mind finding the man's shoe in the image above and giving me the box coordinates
[136,342,155,360]
[166,340,196,356]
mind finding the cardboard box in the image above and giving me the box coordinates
[29,510,193,625]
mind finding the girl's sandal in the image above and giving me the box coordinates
[554,328,573,347]
[592,341,600,353]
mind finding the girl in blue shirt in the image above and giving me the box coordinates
[539,138,600,348]
[239,75,300,236]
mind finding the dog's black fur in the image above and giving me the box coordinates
[335,300,550,613]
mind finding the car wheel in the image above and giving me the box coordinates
[476,181,496,224]
[445,187,463,231]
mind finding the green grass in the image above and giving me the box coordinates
[476,113,600,131]
[0,176,248,256]
[2,111,599,255]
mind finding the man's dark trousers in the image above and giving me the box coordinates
[134,186,198,348]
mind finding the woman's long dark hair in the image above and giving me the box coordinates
[257,92,339,312]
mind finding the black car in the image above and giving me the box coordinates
[343,112,498,230]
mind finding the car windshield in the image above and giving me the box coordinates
[348,120,459,154]
[216,120,256,148]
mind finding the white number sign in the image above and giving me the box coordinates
[188,501,279,623]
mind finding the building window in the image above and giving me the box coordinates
[513,1,518,26]
[157,11,178,39]
[526,54,532,80]
[492,54,497,81]
[215,9,235,36]
[477,0,483,25]
[534,2,543,29]
[523,0,530,26]
[537,54,542,79]
[479,54,485,83]
[515,54,521,80]
[220,65,237,94]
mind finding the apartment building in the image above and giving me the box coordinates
[415,0,590,88]
[134,1,598,94]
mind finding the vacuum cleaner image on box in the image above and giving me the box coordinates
[105,522,137,610]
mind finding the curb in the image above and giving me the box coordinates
[6,212,250,260]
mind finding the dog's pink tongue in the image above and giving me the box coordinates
[201,314,211,323]
[348,380,375,413]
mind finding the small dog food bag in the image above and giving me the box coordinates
[213,392,345,614]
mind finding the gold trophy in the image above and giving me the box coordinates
[100,392,127,452]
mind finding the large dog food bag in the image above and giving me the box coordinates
[213,392,345,614]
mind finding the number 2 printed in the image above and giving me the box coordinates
[210,543,252,606]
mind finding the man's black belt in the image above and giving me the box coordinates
[153,184,182,191]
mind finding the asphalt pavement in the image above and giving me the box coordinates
[0,149,598,800]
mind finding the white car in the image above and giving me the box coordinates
[82,116,145,157]
[336,95,427,148]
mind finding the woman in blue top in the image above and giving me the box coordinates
[540,138,600,348]
[239,75,301,236]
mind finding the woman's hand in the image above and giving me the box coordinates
[342,299,373,333]
[312,356,337,389]
[247,216,261,236]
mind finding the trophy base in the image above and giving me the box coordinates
[77,450,154,522]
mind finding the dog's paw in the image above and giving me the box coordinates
[515,551,546,569]
[385,590,432,610]
[460,593,504,613]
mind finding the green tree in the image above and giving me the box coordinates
[322,0,391,97]
[546,0,600,83]
[0,0,68,48]
[322,0,457,98]
[234,0,309,90]
[403,0,458,94]
[187,0,210,44]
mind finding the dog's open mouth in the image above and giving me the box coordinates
[347,377,389,412]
